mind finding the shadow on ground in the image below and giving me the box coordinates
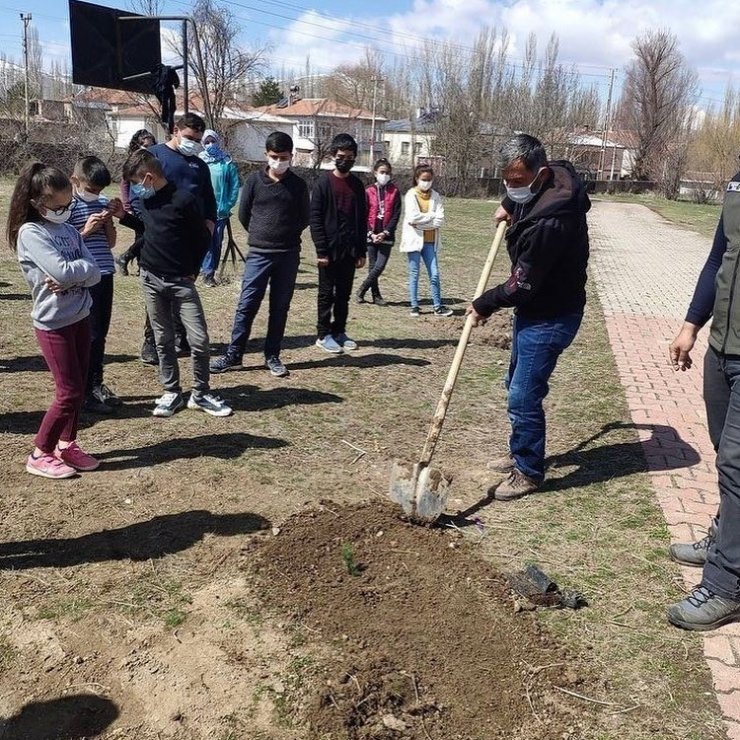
[94,432,287,471]
[0,353,138,373]
[450,421,702,521]
[0,510,270,569]
[0,695,119,739]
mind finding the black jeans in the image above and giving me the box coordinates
[226,250,300,360]
[86,273,114,392]
[357,243,391,300]
[317,254,356,338]
[702,345,740,599]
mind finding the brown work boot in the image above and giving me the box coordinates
[494,469,540,501]
[487,453,515,473]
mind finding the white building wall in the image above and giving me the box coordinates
[385,131,434,169]
[228,121,296,162]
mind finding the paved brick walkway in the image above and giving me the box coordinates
[589,201,740,738]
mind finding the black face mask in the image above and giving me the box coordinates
[335,159,354,173]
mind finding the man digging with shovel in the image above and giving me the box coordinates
[467,134,591,501]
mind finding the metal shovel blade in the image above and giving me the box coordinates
[389,461,450,524]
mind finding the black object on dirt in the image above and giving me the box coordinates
[506,564,588,610]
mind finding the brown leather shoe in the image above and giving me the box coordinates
[487,454,515,473]
[494,469,540,501]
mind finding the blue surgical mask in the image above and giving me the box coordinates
[130,181,155,200]
[178,138,203,157]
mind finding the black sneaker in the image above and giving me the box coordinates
[140,341,158,366]
[433,305,453,317]
[91,383,122,408]
[210,355,242,374]
[265,356,289,378]
[84,393,115,415]
[410,307,420,317]
[115,254,130,277]
[667,584,740,631]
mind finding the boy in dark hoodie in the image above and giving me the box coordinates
[467,133,590,501]
[310,133,367,354]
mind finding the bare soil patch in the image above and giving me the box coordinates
[252,501,599,740]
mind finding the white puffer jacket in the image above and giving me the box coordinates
[398,188,445,253]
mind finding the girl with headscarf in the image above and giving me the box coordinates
[199,129,241,286]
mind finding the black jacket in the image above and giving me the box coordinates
[122,183,210,277]
[473,160,590,320]
[310,171,368,260]
[239,168,310,253]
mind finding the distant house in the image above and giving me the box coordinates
[224,109,295,162]
[384,117,435,169]
[563,133,628,180]
[256,98,387,170]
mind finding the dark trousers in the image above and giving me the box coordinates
[86,273,113,392]
[357,243,391,300]
[317,253,356,338]
[34,318,91,452]
[226,250,300,360]
[700,346,740,600]
[505,312,582,481]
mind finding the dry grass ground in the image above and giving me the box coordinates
[0,179,724,738]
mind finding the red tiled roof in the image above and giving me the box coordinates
[257,98,385,121]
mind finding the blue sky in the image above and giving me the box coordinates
[1,0,738,109]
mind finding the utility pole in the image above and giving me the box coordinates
[369,75,383,166]
[599,68,615,180]
[20,12,32,138]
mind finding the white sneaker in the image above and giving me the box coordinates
[334,333,358,351]
[316,336,343,354]
[187,393,233,417]
[152,392,184,417]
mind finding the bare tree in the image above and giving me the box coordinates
[184,0,267,125]
[617,29,698,194]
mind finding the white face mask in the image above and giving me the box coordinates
[375,173,391,186]
[177,137,203,157]
[76,189,100,203]
[268,156,291,174]
[504,167,545,204]
[417,180,433,192]
[42,208,72,224]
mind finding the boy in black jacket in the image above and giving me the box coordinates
[310,133,367,353]
[210,132,309,378]
[112,150,232,418]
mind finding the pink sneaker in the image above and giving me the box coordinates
[56,442,100,472]
[26,453,76,479]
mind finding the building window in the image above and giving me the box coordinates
[401,141,410,155]
[384,140,390,150]
[414,142,422,154]
[298,119,315,139]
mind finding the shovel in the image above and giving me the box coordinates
[389,220,508,523]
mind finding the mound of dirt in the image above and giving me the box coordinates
[251,501,597,739]
[432,313,511,350]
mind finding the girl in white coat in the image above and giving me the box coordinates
[398,165,452,316]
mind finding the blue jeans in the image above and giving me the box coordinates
[200,218,227,277]
[506,312,582,481]
[226,250,300,360]
[407,242,442,308]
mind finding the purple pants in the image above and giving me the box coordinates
[34,318,91,452]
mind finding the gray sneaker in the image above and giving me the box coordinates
[265,356,289,378]
[667,584,740,631]
[187,392,233,417]
[669,525,715,567]
[316,336,343,354]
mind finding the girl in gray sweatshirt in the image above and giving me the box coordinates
[6,162,101,480]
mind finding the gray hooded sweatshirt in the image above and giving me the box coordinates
[17,221,101,330]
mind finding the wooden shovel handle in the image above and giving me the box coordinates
[419,220,507,466]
